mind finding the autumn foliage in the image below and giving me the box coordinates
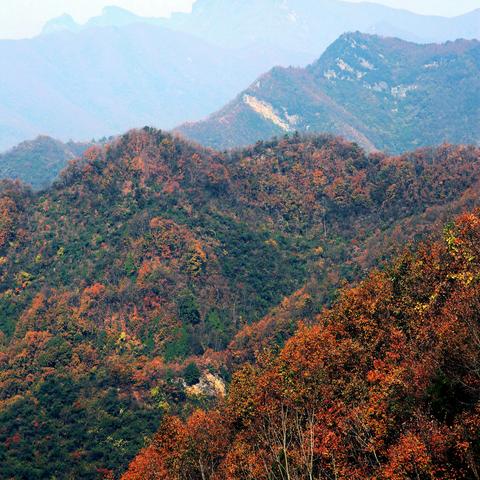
[1,129,480,478]
[124,210,480,479]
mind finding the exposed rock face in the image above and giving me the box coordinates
[186,373,226,398]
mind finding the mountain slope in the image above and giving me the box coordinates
[177,33,480,153]
[1,129,480,477]
[0,136,92,189]
[123,209,480,480]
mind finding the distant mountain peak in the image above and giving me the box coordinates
[41,5,147,35]
[101,5,135,15]
[42,13,80,35]
[92,5,139,23]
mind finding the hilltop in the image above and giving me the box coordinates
[0,136,92,190]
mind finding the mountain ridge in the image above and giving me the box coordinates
[0,23,291,151]
[1,1,479,150]
[177,33,480,153]
[42,6,165,35]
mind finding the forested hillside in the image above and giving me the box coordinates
[0,136,93,189]
[0,128,479,478]
[123,209,480,480]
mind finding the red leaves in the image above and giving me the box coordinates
[121,445,167,480]
[83,283,106,298]
[125,210,480,479]
[123,412,230,480]
[0,196,18,250]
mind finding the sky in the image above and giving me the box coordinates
[0,0,479,39]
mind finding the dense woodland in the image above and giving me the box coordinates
[123,209,480,479]
[0,128,479,478]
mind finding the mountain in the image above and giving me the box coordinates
[41,14,81,35]
[1,128,480,478]
[42,6,164,35]
[42,1,480,56]
[177,33,480,153]
[123,208,480,480]
[0,22,297,151]
[0,136,92,189]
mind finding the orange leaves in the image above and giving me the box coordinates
[136,257,162,289]
[123,411,232,480]
[383,431,433,480]
[128,209,480,479]
[221,441,269,480]
[187,409,230,458]
[204,160,230,194]
[0,196,17,250]
[147,217,210,281]
[83,283,106,298]
[382,419,458,480]
[78,283,106,317]
[131,156,146,173]
[149,218,187,259]
[122,444,168,480]
[23,330,52,347]
[83,145,104,163]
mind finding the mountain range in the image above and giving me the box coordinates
[44,2,480,60]
[0,1,479,150]
[1,1,479,478]
[2,32,480,191]
[41,6,165,35]
[0,23,289,152]
[1,128,480,478]
[166,0,480,57]
[177,32,480,152]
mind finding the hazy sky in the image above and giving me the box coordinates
[0,0,479,39]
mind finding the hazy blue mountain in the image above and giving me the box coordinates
[0,136,92,189]
[42,1,480,56]
[0,23,297,151]
[42,6,165,35]
[167,0,480,61]
[42,14,81,35]
[177,33,480,153]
